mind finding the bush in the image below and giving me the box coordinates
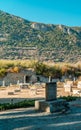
[0,100,34,111]
[9,66,20,73]
[59,96,78,102]
[0,68,7,77]
[34,62,47,75]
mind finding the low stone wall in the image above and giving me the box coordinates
[0,69,36,86]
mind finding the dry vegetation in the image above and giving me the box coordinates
[0,60,81,78]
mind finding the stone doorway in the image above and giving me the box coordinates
[24,75,31,83]
[26,76,30,83]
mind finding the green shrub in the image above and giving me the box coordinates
[0,100,34,111]
[59,96,78,102]
[0,68,7,77]
[34,62,47,75]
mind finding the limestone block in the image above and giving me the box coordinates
[64,84,72,92]
[73,90,80,94]
[14,89,21,92]
[8,92,14,95]
[77,81,81,88]
[35,99,69,113]
[64,87,71,92]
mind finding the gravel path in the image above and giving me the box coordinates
[0,100,81,130]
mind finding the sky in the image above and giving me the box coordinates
[0,0,81,26]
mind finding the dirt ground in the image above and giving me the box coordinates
[0,84,61,103]
[0,83,80,103]
[0,86,44,103]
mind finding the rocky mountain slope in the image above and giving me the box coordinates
[0,10,81,62]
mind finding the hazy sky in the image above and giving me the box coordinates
[0,0,81,26]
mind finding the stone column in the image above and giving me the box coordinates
[24,75,26,83]
[48,76,52,82]
[45,82,57,101]
[17,80,20,85]
[2,80,5,87]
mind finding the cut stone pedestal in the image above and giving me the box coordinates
[45,82,56,101]
[35,99,69,113]
[35,82,69,113]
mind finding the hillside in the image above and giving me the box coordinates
[0,10,81,62]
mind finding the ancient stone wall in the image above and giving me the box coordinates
[0,69,36,86]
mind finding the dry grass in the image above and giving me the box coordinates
[0,59,36,68]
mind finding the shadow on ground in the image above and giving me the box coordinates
[0,103,81,130]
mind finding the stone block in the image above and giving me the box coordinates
[14,89,21,92]
[8,92,14,95]
[73,90,80,94]
[35,99,69,113]
[45,82,57,101]
[77,81,81,88]
[64,87,71,92]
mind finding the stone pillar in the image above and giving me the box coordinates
[45,82,57,101]
[24,75,26,83]
[17,80,20,85]
[49,76,52,82]
[2,80,5,87]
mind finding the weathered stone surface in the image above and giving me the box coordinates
[14,89,21,92]
[45,82,57,101]
[8,92,14,95]
[0,69,36,86]
[35,99,69,113]
[35,82,69,113]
